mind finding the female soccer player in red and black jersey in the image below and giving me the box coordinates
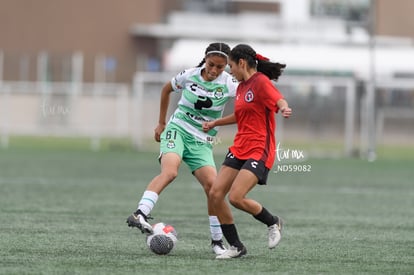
[203,44,292,259]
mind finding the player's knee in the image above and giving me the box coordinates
[208,188,217,201]
[228,193,243,209]
[208,188,223,203]
[202,178,214,193]
[161,170,178,183]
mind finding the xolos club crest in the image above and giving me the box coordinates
[245,90,254,102]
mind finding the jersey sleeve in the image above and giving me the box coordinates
[226,75,239,97]
[259,78,284,112]
[171,68,192,92]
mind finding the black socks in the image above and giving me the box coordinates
[220,224,244,248]
[253,207,277,226]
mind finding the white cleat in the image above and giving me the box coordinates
[215,245,247,259]
[268,216,283,249]
[211,240,227,255]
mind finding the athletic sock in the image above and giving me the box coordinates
[220,224,243,248]
[136,190,158,217]
[253,207,277,226]
[209,216,223,241]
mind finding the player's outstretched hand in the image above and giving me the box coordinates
[281,107,292,118]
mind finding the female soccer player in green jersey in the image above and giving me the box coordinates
[127,42,238,255]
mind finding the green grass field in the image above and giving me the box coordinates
[0,139,413,274]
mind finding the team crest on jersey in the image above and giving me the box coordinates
[167,140,175,149]
[245,90,254,102]
[214,87,224,99]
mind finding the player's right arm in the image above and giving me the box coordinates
[202,113,236,132]
[154,82,174,142]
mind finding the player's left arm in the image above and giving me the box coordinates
[277,98,292,118]
[260,79,292,118]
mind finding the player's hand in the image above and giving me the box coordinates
[154,123,165,142]
[281,107,292,118]
[202,121,215,132]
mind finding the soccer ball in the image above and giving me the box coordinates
[146,222,178,255]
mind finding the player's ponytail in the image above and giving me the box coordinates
[229,44,286,81]
[196,42,231,67]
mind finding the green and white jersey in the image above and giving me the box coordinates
[169,66,238,143]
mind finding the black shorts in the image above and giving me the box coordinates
[222,150,269,185]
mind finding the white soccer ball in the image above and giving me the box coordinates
[146,222,178,255]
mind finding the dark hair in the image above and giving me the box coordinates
[196,42,231,67]
[229,44,286,81]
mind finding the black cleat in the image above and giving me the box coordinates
[126,211,153,235]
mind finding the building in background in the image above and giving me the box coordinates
[0,0,413,82]
[0,0,173,82]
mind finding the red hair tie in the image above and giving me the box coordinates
[256,54,269,61]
